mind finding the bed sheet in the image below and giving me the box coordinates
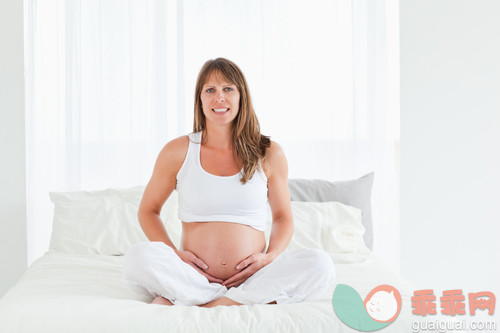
[0,251,416,333]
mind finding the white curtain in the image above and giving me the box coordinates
[25,0,400,269]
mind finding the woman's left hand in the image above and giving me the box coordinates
[221,252,272,288]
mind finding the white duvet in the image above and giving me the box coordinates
[1,192,426,332]
[0,251,416,333]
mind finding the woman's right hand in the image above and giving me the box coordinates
[176,250,224,284]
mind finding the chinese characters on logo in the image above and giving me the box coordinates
[411,289,495,316]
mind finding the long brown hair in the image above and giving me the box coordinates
[193,58,271,184]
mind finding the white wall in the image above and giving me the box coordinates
[0,0,27,297]
[401,0,500,294]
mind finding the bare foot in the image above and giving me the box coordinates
[151,296,173,306]
[198,297,243,308]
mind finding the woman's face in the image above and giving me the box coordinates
[200,72,240,128]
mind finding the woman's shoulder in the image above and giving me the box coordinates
[262,140,287,177]
[265,140,285,159]
[156,135,190,169]
[162,134,190,153]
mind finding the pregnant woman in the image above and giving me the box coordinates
[123,58,335,307]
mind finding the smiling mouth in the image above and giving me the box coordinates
[212,108,229,113]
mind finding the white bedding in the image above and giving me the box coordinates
[0,184,427,332]
[0,251,416,333]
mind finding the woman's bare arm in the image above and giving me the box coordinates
[138,136,223,283]
[138,136,188,252]
[263,141,294,260]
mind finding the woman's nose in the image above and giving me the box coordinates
[216,91,225,102]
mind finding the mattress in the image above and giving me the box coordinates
[0,251,416,333]
[1,181,437,332]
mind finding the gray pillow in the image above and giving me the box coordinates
[288,173,374,250]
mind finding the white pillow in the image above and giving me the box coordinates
[49,186,181,255]
[49,187,369,255]
[265,201,370,255]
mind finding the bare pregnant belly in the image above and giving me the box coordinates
[181,222,266,281]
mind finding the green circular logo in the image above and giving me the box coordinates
[332,284,402,331]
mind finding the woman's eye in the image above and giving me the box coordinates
[205,87,234,93]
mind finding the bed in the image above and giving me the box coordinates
[0,173,421,332]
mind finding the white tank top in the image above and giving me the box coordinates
[175,131,268,231]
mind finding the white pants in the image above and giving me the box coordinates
[122,242,335,306]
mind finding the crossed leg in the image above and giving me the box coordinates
[134,246,334,308]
